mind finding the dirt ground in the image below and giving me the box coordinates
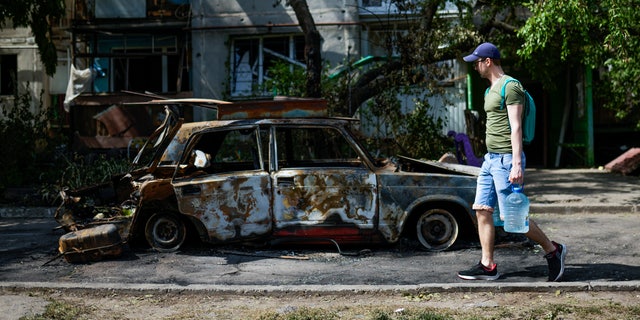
[2,287,640,319]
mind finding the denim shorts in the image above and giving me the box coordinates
[472,152,526,212]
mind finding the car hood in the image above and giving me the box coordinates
[393,155,480,176]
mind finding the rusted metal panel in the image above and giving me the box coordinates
[272,169,377,238]
[58,223,124,263]
[217,99,327,120]
[135,97,328,120]
[376,172,476,242]
[139,178,175,202]
[397,155,480,176]
[174,173,272,242]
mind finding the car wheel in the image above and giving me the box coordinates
[415,208,459,251]
[145,212,186,252]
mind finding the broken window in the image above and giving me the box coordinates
[80,33,189,94]
[231,35,305,97]
[185,127,265,175]
[362,0,383,6]
[275,126,362,169]
[0,55,17,95]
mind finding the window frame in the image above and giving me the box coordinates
[273,125,365,170]
[175,125,266,178]
[0,54,17,96]
[230,34,305,97]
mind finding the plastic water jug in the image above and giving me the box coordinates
[503,185,529,233]
[492,204,503,227]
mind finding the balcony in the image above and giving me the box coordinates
[73,0,190,22]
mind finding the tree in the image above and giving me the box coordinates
[284,0,524,116]
[518,0,640,124]
[0,0,65,76]
[287,0,323,98]
[282,0,640,157]
[336,0,482,116]
[279,0,490,159]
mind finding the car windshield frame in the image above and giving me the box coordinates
[131,106,181,170]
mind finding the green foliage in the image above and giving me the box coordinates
[35,153,131,206]
[518,0,640,125]
[264,61,307,97]
[0,84,50,190]
[400,102,451,159]
[356,88,453,160]
[0,0,66,76]
[0,86,130,205]
[0,0,65,75]
[267,56,454,160]
[57,153,131,191]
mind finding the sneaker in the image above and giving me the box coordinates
[457,262,500,280]
[545,241,567,281]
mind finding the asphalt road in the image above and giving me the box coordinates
[1,212,639,290]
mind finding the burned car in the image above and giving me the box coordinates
[55,98,479,261]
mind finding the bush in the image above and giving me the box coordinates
[0,84,51,191]
[0,85,131,205]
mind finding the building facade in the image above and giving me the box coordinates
[52,0,469,151]
[3,0,631,167]
[0,25,48,118]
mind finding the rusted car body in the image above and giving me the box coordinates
[56,98,479,256]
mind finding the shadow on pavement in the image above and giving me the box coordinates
[501,264,640,282]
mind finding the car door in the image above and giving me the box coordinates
[271,125,378,241]
[172,126,272,242]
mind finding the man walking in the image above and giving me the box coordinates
[457,42,567,281]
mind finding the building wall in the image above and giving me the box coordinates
[190,0,362,121]
[0,26,47,118]
[189,0,471,144]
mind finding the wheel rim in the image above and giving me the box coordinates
[153,216,180,245]
[416,209,458,251]
[146,213,185,252]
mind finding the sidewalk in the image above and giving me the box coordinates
[527,168,640,214]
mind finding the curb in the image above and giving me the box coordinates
[2,281,639,295]
[530,204,639,215]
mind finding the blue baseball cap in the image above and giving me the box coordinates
[463,42,501,62]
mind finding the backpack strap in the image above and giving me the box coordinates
[499,77,519,110]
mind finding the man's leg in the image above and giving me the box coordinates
[477,209,496,267]
[457,153,500,281]
[525,219,555,253]
[457,208,500,280]
[526,219,567,281]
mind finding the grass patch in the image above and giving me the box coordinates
[20,299,90,320]
[257,307,338,320]
[255,307,460,320]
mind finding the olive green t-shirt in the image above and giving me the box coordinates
[484,76,525,153]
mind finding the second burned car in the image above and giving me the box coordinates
[56,98,479,256]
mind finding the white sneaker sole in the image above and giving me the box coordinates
[457,273,500,281]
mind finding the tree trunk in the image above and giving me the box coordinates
[287,0,322,98]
